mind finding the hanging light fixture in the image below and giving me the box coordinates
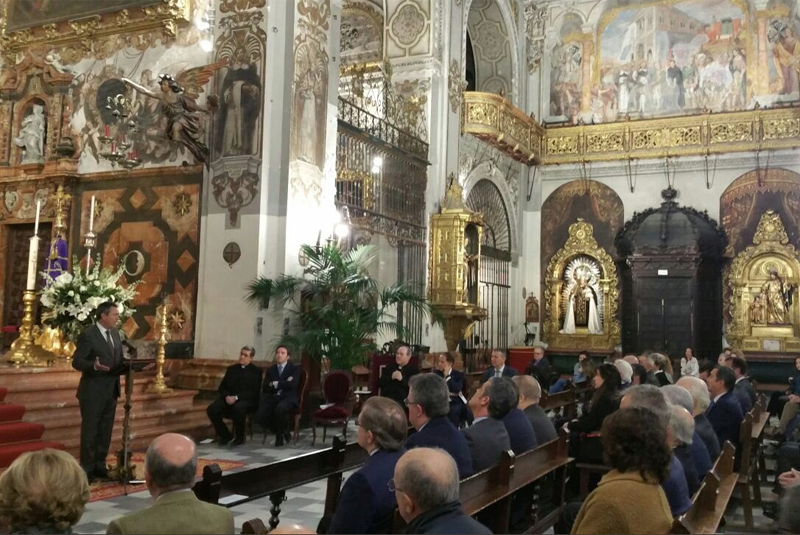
[99,94,141,170]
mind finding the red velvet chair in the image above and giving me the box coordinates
[312,371,352,445]
[261,369,308,445]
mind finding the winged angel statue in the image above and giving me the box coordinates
[123,62,224,167]
[560,256,604,335]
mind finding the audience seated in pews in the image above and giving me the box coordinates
[406,373,474,478]
[207,346,262,446]
[776,356,800,439]
[500,378,538,455]
[622,355,639,367]
[480,348,517,383]
[646,353,674,387]
[433,352,469,427]
[620,385,691,517]
[525,345,553,390]
[107,433,233,534]
[513,375,557,444]
[566,363,621,462]
[393,448,491,534]
[613,359,633,391]
[675,376,721,461]
[662,385,712,479]
[378,344,419,407]
[724,354,755,413]
[256,345,301,447]
[570,408,673,535]
[550,350,593,394]
[705,365,744,453]
[327,396,407,534]
[668,405,701,496]
[462,377,513,473]
[637,351,660,386]
[0,449,89,535]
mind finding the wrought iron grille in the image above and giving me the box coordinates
[397,242,426,345]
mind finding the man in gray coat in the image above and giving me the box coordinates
[462,377,513,473]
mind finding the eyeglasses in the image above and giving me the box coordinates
[387,478,404,493]
[403,398,417,407]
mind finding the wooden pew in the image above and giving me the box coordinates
[539,385,578,420]
[736,396,771,529]
[751,394,770,484]
[672,441,738,534]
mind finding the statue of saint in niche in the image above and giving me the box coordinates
[759,268,796,324]
[14,104,46,164]
[560,257,603,335]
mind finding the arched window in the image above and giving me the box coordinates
[466,179,511,353]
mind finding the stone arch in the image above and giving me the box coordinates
[462,0,519,104]
[341,1,385,66]
[463,160,518,257]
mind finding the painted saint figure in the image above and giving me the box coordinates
[14,104,46,164]
[561,265,602,335]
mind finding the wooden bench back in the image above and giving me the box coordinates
[739,412,754,476]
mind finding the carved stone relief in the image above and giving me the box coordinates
[448,59,464,113]
[524,2,547,74]
[211,168,259,227]
[341,1,384,65]
[386,0,431,57]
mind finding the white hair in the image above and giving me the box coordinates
[614,359,633,383]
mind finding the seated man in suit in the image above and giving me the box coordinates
[500,379,538,455]
[394,448,490,535]
[378,344,419,407]
[434,352,468,426]
[256,345,301,447]
[406,374,473,478]
[669,405,701,495]
[206,346,262,446]
[676,376,721,461]
[725,354,755,413]
[327,397,407,534]
[513,375,557,444]
[525,345,553,390]
[462,377,513,473]
[107,433,233,534]
[481,348,517,383]
[706,365,745,452]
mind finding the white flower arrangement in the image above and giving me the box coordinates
[40,255,139,342]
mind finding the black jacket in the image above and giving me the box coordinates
[218,363,262,407]
[378,362,419,406]
[262,361,301,405]
[568,394,619,434]
[694,413,721,461]
[526,357,554,389]
[462,417,511,473]
[72,325,125,400]
[404,501,491,534]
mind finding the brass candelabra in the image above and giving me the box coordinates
[5,291,54,367]
[147,303,172,394]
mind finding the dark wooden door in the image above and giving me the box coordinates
[3,223,52,329]
[636,277,694,357]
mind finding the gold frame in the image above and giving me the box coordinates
[543,219,621,351]
[462,91,800,166]
[0,0,192,54]
[725,210,800,352]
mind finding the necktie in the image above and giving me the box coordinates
[106,330,114,353]
[495,369,501,378]
[278,365,284,377]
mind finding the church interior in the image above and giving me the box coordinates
[1,0,800,533]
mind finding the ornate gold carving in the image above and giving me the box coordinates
[586,132,623,153]
[710,122,753,144]
[546,135,578,156]
[725,210,800,352]
[543,219,621,351]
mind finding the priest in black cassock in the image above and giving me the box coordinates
[378,345,419,407]
[206,346,262,445]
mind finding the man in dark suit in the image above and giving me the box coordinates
[462,377,513,473]
[501,382,538,455]
[513,375,557,444]
[72,302,127,481]
[706,365,745,451]
[378,344,419,407]
[207,346,262,446]
[676,375,721,460]
[481,348,517,383]
[726,354,756,413]
[434,353,468,426]
[406,373,473,478]
[256,345,301,447]
[525,345,553,390]
[394,448,490,534]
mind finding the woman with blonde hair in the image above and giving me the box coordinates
[0,449,90,534]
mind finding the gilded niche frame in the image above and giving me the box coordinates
[0,0,192,54]
[725,210,800,353]
[543,219,621,351]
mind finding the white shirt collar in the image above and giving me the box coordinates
[713,392,725,403]
[735,377,745,384]
[418,421,429,432]
[495,365,505,374]
[473,416,488,425]
[96,322,110,336]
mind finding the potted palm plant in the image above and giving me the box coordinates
[245,243,440,371]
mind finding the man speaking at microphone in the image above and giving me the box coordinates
[72,301,128,482]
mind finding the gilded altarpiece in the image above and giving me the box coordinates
[725,210,800,353]
[543,219,621,352]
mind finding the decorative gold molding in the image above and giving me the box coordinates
[462,91,800,166]
[0,0,192,56]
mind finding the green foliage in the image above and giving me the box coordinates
[245,243,440,370]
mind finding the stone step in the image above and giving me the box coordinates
[2,374,158,405]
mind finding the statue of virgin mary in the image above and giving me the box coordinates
[560,260,603,334]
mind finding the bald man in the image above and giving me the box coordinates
[107,433,234,534]
[394,448,490,534]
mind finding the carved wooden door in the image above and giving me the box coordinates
[3,223,51,329]
[636,277,694,357]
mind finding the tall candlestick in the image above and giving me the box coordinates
[26,236,39,291]
[34,200,41,236]
[89,196,95,233]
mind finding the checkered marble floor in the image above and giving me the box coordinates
[75,422,359,534]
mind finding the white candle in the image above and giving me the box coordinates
[88,196,95,233]
[26,236,39,291]
[34,199,41,236]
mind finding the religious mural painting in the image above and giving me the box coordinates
[340,1,384,66]
[6,0,156,31]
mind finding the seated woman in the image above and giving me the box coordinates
[680,347,699,378]
[327,396,407,534]
[567,363,621,461]
[0,448,90,534]
[571,407,673,534]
